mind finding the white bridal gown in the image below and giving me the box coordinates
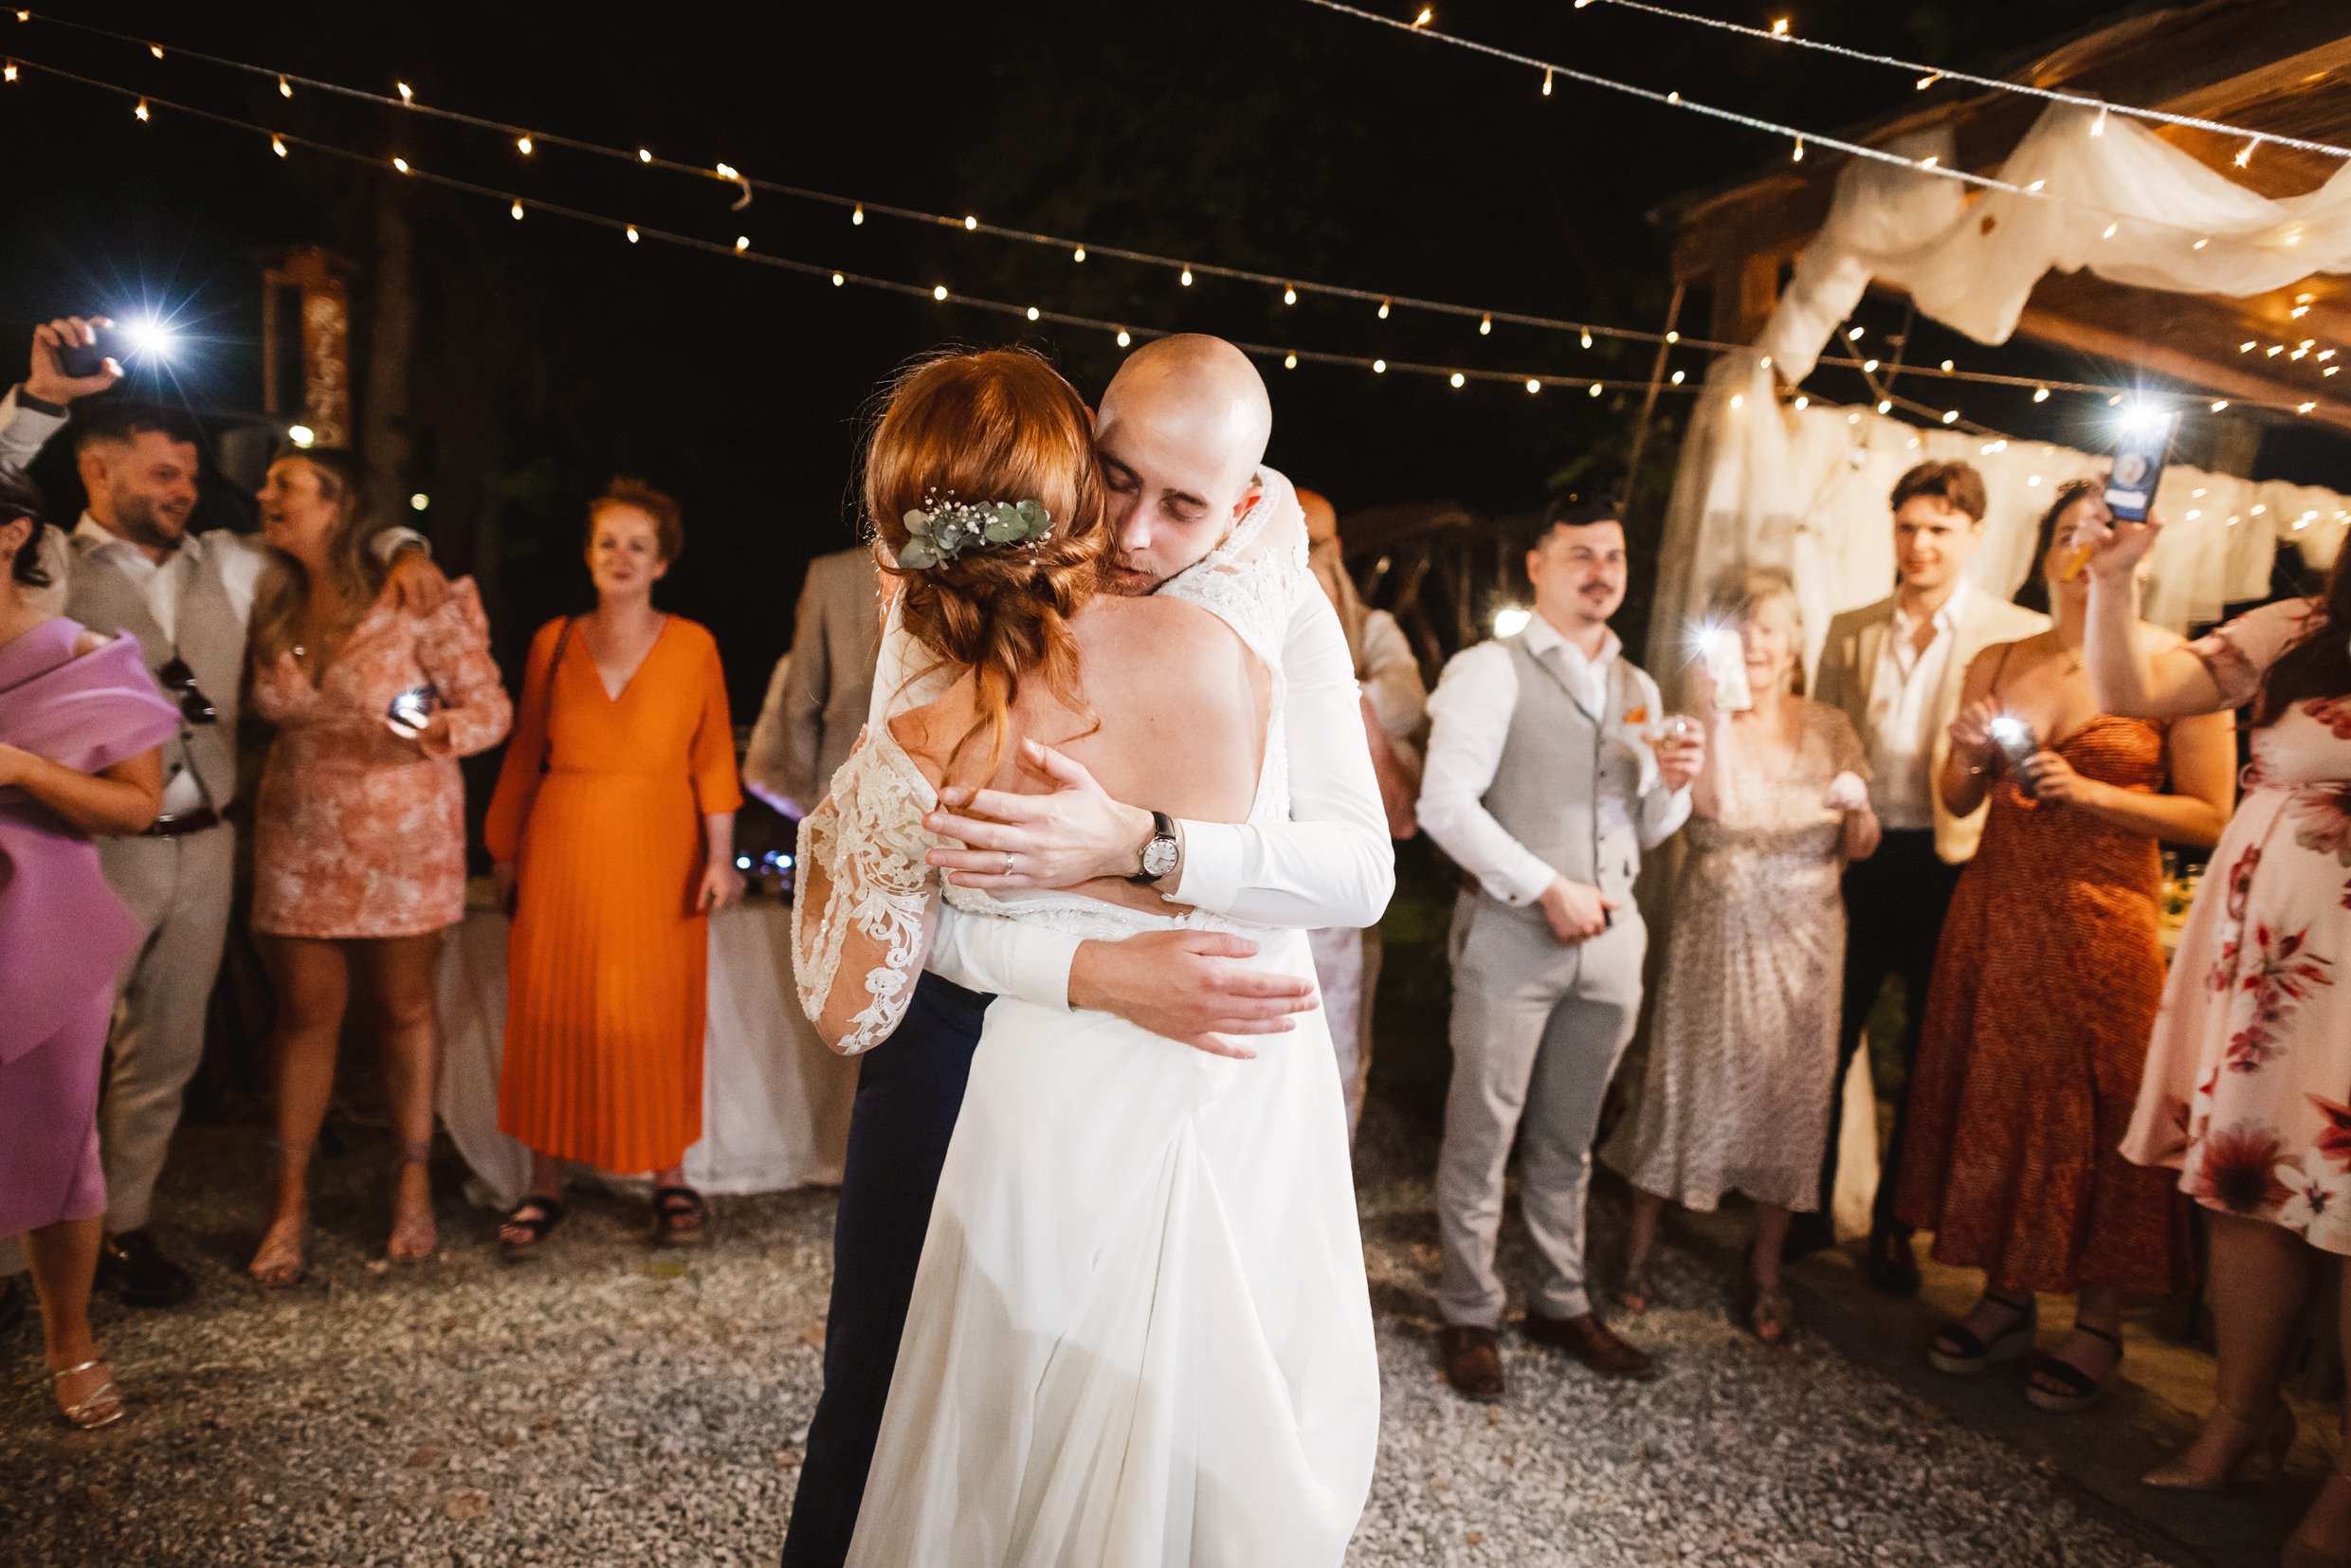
[793,481,1379,1566]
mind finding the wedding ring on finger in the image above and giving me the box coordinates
[1000,852,1015,877]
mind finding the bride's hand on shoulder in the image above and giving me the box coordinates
[925,739,1155,890]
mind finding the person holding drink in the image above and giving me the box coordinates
[1895,479,2233,1410]
[1605,567,1877,1343]
[2075,496,2351,1562]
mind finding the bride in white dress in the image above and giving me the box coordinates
[793,347,1377,1566]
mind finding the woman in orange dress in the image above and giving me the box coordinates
[246,448,512,1284]
[483,480,743,1256]
[1895,480,2233,1411]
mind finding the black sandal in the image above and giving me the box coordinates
[496,1195,568,1264]
[1926,1292,2036,1376]
[650,1186,708,1249]
[2026,1324,2123,1413]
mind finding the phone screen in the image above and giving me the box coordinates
[2105,412,2177,523]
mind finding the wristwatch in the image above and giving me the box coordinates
[1129,810,1180,886]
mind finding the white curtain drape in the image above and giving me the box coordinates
[1652,99,2351,687]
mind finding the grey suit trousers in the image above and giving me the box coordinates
[95,824,236,1233]
[1436,893,1647,1326]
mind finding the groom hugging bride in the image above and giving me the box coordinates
[787,337,1394,1565]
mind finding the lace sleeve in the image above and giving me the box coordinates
[790,738,941,1055]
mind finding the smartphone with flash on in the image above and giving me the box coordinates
[2104,411,2177,524]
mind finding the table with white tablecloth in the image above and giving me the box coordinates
[435,897,858,1209]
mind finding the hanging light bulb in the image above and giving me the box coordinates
[830,271,843,285]
[2090,104,2108,137]
[1180,266,1194,286]
[2032,387,2050,402]
[1412,6,1433,25]
[1377,299,1391,319]
[1916,71,1941,90]
[1283,284,1297,305]
[2211,399,2229,412]
[149,42,163,59]
[626,225,640,243]
[509,200,523,220]
[1526,378,1541,393]
[638,147,652,163]
[1669,370,1686,385]
[392,156,410,173]
[963,215,978,230]
[851,204,865,225]
[1116,329,1132,348]
[1864,358,1881,374]
[3,63,16,83]
[932,284,948,301]
[1667,330,1681,344]
[133,98,150,121]
[271,134,287,157]
[1580,330,1594,350]
[1877,399,1893,414]
[1479,314,1491,336]
[1792,137,1805,163]
[278,75,292,99]
[1373,358,1387,374]
[2235,138,2256,169]
[1073,246,1086,263]
[1285,352,1299,370]
[1450,373,1467,389]
[396,81,413,103]
[517,135,534,155]
[1589,382,1603,397]
[1942,409,1960,424]
[1794,395,1809,410]
[1772,16,1791,36]
[735,235,750,252]
[1026,306,1040,321]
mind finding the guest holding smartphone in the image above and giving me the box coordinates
[244,449,509,1285]
[483,480,742,1259]
[2078,499,2351,1562]
[1896,479,2232,1410]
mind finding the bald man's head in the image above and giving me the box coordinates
[1093,334,1275,594]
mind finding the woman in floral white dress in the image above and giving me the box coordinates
[2082,504,2351,1561]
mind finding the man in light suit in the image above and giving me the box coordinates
[744,546,880,815]
[1805,460,2045,1293]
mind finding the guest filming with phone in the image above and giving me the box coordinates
[483,480,742,1261]
[1895,478,2232,1412]
[243,448,509,1285]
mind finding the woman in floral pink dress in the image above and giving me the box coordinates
[2083,505,2351,1561]
[245,449,510,1285]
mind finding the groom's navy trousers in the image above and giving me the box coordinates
[780,971,992,1568]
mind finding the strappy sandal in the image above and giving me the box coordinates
[1927,1292,2036,1376]
[387,1140,438,1266]
[2026,1323,2123,1413]
[496,1194,570,1265]
[650,1185,709,1249]
[52,1358,126,1431]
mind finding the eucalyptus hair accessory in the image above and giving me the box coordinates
[895,496,1053,571]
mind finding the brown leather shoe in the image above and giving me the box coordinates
[1524,1310,1657,1379]
[1439,1325,1505,1401]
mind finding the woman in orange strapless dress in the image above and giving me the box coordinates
[1896,481,2234,1413]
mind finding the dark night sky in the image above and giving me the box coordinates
[0,0,2269,702]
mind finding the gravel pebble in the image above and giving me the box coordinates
[0,1106,2171,1566]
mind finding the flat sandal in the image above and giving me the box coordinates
[2027,1323,2124,1412]
[1927,1292,2035,1376]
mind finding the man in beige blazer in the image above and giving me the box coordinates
[1805,460,2046,1293]
[744,546,881,815]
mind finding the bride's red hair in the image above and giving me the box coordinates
[864,347,1108,775]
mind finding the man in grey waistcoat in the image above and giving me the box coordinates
[1416,494,1704,1399]
[0,317,442,1310]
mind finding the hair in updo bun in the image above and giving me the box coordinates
[864,347,1109,775]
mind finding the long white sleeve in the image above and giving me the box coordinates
[924,903,1081,1011]
[1168,586,1394,930]
[1414,642,1557,906]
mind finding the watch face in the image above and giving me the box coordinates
[1142,836,1179,878]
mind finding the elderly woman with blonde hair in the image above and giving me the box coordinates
[1603,566,1879,1342]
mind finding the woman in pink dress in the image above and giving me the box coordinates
[0,476,176,1427]
[244,449,511,1285]
[2082,504,2351,1561]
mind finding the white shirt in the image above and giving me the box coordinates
[1358,609,1428,772]
[879,476,1395,1012]
[1864,578,1971,830]
[1416,612,1692,906]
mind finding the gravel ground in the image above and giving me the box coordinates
[1,1102,2170,1567]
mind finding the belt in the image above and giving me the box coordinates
[144,807,224,838]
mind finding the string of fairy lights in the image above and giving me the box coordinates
[1580,0,2351,167]
[1,10,2341,428]
[0,55,1719,404]
[1301,0,2351,240]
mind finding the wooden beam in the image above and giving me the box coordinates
[2012,301,2351,433]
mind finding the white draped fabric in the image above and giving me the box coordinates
[1652,100,2351,687]
[437,900,858,1208]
